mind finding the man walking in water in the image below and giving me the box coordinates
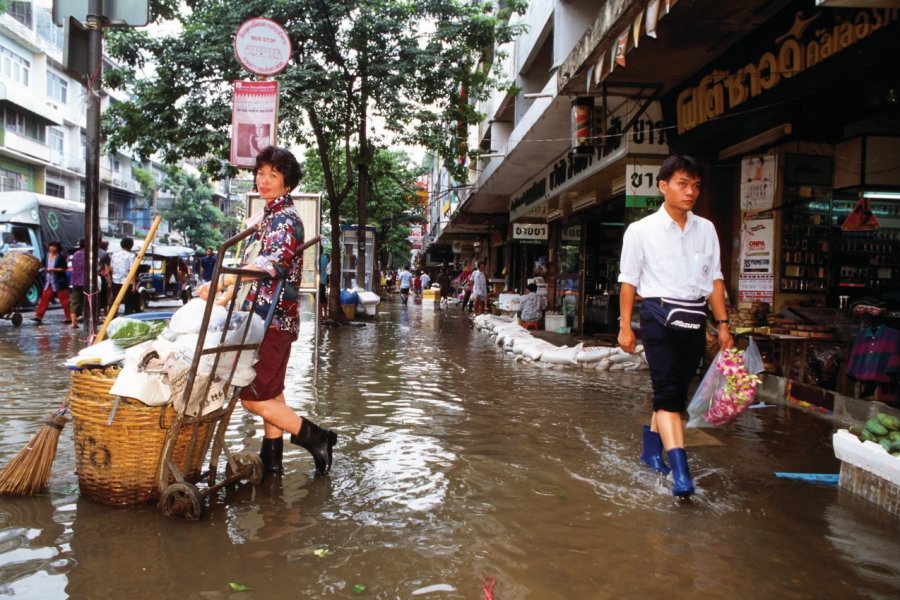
[397,264,414,306]
[617,155,732,498]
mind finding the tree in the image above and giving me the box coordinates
[301,146,423,272]
[103,0,525,318]
[159,167,239,250]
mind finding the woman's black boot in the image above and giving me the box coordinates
[290,419,337,475]
[259,437,284,474]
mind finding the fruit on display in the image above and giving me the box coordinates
[850,412,900,457]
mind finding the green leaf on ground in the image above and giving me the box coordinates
[229,582,251,592]
[313,548,330,558]
[353,584,366,593]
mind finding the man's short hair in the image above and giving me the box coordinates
[658,154,703,183]
[527,282,538,292]
[120,237,134,250]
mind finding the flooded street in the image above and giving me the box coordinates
[1,299,899,599]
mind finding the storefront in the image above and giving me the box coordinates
[508,98,670,334]
[656,3,900,400]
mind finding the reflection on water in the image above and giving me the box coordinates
[0,302,899,598]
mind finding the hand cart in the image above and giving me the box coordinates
[156,227,321,520]
[0,251,41,327]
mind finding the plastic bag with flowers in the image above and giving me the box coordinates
[687,338,764,427]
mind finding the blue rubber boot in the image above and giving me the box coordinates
[667,448,695,498]
[640,426,671,475]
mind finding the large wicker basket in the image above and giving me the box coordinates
[69,367,214,506]
[0,251,40,314]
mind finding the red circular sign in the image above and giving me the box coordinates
[234,17,291,76]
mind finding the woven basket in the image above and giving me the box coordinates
[0,251,40,314]
[69,367,215,506]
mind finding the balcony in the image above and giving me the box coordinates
[4,130,51,162]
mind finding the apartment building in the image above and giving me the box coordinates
[0,2,164,238]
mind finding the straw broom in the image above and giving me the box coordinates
[0,216,162,495]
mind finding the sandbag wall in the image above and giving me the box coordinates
[472,314,648,371]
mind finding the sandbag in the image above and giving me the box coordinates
[521,342,556,361]
[576,346,616,363]
[540,343,583,365]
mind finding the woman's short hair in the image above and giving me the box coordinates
[254,146,303,191]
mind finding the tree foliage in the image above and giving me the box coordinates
[102,0,525,315]
[301,146,423,269]
[159,168,239,250]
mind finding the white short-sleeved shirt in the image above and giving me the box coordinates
[618,206,723,300]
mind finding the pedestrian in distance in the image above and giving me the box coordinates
[319,250,329,319]
[200,145,337,476]
[69,239,85,328]
[110,237,140,315]
[617,154,733,498]
[397,264,414,305]
[436,267,451,305]
[420,270,431,294]
[200,247,216,283]
[31,241,71,325]
[470,261,488,316]
[98,239,111,315]
[517,282,546,329]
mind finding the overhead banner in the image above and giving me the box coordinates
[230,80,279,168]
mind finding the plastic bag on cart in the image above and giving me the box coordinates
[106,317,167,348]
[200,310,266,383]
[168,298,226,335]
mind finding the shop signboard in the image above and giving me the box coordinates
[512,223,548,242]
[561,225,582,242]
[510,99,670,221]
[625,162,663,224]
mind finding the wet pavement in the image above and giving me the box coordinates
[0,298,899,599]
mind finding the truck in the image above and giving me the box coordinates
[0,191,85,306]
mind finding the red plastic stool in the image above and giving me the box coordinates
[522,320,539,330]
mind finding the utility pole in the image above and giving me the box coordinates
[83,0,103,335]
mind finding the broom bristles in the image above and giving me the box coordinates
[0,410,67,496]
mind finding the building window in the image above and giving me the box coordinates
[4,107,46,143]
[47,72,67,105]
[7,2,33,28]
[36,9,64,49]
[0,168,27,192]
[45,181,65,198]
[0,46,30,86]
[49,128,65,163]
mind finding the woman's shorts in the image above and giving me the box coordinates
[240,329,294,401]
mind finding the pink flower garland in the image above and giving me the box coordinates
[705,347,762,426]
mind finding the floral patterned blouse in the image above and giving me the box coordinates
[243,193,304,338]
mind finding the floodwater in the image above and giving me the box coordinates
[1,299,899,599]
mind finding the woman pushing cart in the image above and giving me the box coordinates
[200,145,337,476]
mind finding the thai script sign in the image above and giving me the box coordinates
[677,8,899,134]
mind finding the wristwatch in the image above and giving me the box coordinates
[714,319,730,325]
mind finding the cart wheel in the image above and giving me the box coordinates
[11,313,22,327]
[226,451,264,485]
[159,482,203,520]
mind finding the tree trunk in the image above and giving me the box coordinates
[356,67,369,291]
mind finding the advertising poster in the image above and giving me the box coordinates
[231,80,279,168]
[738,212,774,303]
[740,153,777,212]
